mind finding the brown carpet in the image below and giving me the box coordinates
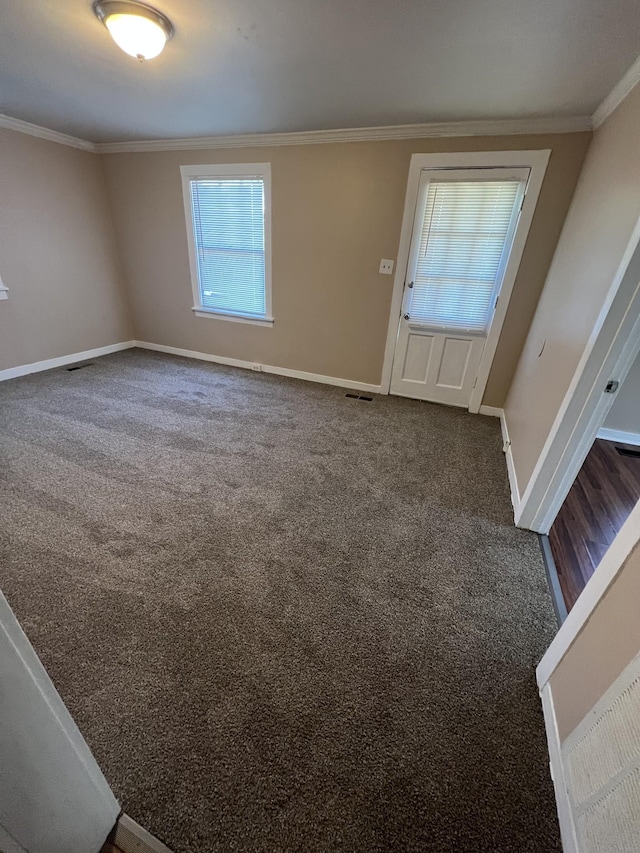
[0,349,560,853]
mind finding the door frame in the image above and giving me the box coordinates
[516,215,640,532]
[0,591,119,853]
[380,150,551,411]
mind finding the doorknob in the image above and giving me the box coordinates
[403,313,410,320]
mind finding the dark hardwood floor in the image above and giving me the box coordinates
[548,438,640,613]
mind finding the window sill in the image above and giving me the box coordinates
[192,307,274,327]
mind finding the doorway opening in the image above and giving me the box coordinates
[527,224,640,623]
[543,348,640,618]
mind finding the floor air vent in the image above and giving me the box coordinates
[615,446,640,458]
[66,362,94,372]
[562,652,640,852]
[345,393,373,401]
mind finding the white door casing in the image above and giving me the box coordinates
[0,591,119,853]
[515,217,640,532]
[381,151,551,410]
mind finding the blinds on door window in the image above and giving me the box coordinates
[189,177,266,318]
[409,178,525,332]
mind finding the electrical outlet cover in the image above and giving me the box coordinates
[379,259,394,275]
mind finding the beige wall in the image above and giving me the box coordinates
[0,129,132,372]
[505,85,640,492]
[550,536,640,742]
[603,349,640,436]
[101,133,589,405]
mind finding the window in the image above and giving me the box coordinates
[181,164,272,326]
[408,168,529,332]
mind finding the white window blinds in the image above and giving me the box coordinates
[189,177,266,318]
[408,177,525,332]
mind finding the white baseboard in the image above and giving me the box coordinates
[0,341,136,382]
[505,444,520,513]
[498,409,521,514]
[479,405,502,417]
[540,684,579,853]
[597,426,640,447]
[134,341,382,394]
[113,813,173,853]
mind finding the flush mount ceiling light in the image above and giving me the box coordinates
[94,0,174,60]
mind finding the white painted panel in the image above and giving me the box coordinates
[436,337,473,389]
[390,322,484,406]
[0,592,119,853]
[402,333,434,382]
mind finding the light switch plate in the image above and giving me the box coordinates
[379,259,394,275]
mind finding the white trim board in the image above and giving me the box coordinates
[0,113,593,154]
[597,426,640,446]
[113,813,173,853]
[0,114,97,153]
[536,500,640,690]
[0,341,135,382]
[134,341,382,394]
[540,684,580,853]
[499,408,521,513]
[478,405,502,417]
[478,405,521,517]
[504,445,521,515]
[95,117,590,154]
[592,54,640,128]
[0,338,381,394]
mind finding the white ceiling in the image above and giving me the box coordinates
[1,0,639,143]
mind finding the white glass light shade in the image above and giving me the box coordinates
[105,13,167,59]
[94,1,174,61]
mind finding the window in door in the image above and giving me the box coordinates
[181,163,273,326]
[406,168,529,332]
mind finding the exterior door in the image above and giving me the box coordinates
[390,167,529,407]
[0,591,119,853]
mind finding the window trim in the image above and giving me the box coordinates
[380,150,551,413]
[180,163,273,326]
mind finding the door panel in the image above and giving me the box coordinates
[437,337,474,388]
[391,324,485,406]
[402,333,435,383]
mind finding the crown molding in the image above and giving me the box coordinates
[0,114,97,152]
[592,54,640,128]
[94,115,592,154]
[0,113,592,156]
